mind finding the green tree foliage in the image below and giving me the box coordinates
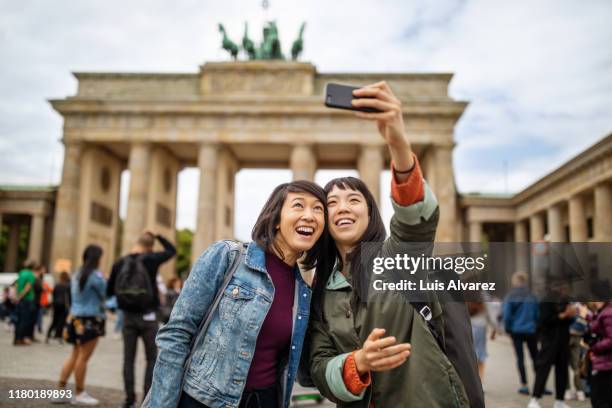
[175,228,193,278]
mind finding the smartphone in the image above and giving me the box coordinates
[324,83,381,113]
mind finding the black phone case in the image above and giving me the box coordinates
[324,83,381,113]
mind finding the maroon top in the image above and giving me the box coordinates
[590,302,612,372]
[245,252,296,389]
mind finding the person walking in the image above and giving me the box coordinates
[46,271,71,343]
[14,260,37,346]
[565,302,589,401]
[503,271,540,395]
[54,245,107,406]
[528,282,575,408]
[107,231,176,408]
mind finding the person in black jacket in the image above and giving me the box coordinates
[46,271,71,343]
[528,281,575,408]
[107,230,176,408]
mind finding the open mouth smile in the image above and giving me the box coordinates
[295,226,315,236]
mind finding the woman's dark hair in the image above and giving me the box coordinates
[79,244,103,291]
[252,180,329,270]
[59,271,70,284]
[312,177,386,321]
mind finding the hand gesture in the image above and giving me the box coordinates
[352,82,408,149]
[354,328,411,375]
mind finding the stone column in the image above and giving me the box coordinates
[122,143,151,254]
[469,221,482,243]
[594,182,612,241]
[357,145,384,205]
[290,144,316,181]
[4,223,20,271]
[51,142,82,270]
[433,145,458,242]
[529,213,545,242]
[514,220,527,242]
[568,195,588,241]
[28,214,45,263]
[514,220,529,273]
[547,204,564,242]
[192,143,219,262]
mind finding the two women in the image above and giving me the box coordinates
[56,244,106,406]
[149,180,328,408]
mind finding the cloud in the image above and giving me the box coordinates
[1,0,611,234]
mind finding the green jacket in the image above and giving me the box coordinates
[309,182,470,408]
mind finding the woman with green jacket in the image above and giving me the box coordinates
[308,81,483,407]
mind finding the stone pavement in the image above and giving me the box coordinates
[0,317,592,407]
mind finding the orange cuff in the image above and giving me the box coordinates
[342,351,371,395]
[391,153,424,206]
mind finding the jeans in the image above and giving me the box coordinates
[510,332,538,385]
[14,300,36,342]
[122,312,158,404]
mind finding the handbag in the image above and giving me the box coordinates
[141,241,246,407]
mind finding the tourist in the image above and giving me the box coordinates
[147,180,329,408]
[585,300,612,408]
[528,281,575,408]
[46,271,71,343]
[307,81,483,408]
[565,302,589,401]
[14,260,37,346]
[503,271,540,395]
[106,231,176,408]
[55,244,107,406]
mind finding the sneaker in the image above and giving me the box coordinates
[553,400,570,408]
[71,391,99,406]
[518,386,530,395]
[527,398,541,408]
[576,390,586,401]
[564,389,575,400]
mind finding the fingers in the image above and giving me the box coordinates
[371,349,411,371]
[354,81,399,102]
[366,328,386,342]
[365,335,398,352]
[354,110,398,121]
[351,97,396,112]
[366,343,411,360]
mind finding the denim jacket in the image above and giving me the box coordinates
[150,240,312,408]
[70,269,106,318]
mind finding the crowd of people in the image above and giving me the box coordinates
[1,231,178,407]
[0,81,610,408]
[467,272,612,408]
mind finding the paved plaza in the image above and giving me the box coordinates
[0,316,592,408]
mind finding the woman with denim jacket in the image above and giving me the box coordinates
[149,180,329,408]
[55,244,107,406]
[307,82,483,408]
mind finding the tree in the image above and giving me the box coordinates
[175,228,193,279]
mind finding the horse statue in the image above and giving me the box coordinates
[218,23,239,60]
[291,22,306,60]
[242,22,257,60]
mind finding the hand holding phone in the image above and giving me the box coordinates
[324,83,381,113]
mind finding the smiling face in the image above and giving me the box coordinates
[273,192,325,265]
[326,185,370,251]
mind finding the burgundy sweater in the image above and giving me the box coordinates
[245,252,296,389]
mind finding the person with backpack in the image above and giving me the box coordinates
[147,180,329,408]
[106,231,176,408]
[54,244,107,406]
[503,271,540,395]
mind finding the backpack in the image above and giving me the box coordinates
[115,255,154,312]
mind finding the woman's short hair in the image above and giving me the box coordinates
[251,180,328,269]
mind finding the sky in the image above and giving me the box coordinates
[1,0,611,241]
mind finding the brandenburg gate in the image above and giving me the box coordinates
[49,61,466,274]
